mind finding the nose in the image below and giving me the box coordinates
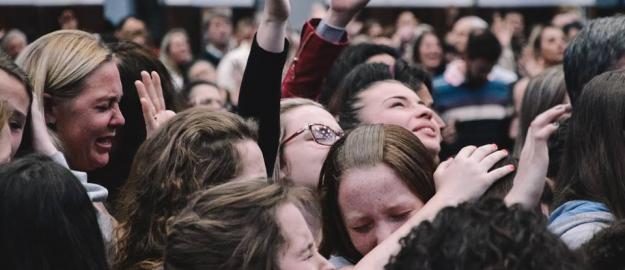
[110,105,125,127]
[315,252,336,270]
[374,222,396,247]
[415,104,434,120]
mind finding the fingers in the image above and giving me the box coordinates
[531,104,571,128]
[469,144,498,161]
[455,145,477,159]
[140,97,156,134]
[151,71,165,111]
[480,149,509,169]
[135,80,156,115]
[141,71,160,110]
[486,164,515,183]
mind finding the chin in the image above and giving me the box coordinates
[87,155,110,170]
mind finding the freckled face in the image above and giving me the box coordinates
[338,163,424,256]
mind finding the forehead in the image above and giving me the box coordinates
[232,139,266,180]
[191,84,220,95]
[0,70,29,115]
[338,164,418,212]
[282,105,340,132]
[276,203,312,249]
[78,62,122,98]
[358,80,420,103]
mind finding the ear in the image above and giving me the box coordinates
[42,93,59,127]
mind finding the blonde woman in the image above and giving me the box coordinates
[159,28,193,92]
[16,30,125,173]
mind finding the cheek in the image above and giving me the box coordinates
[347,230,375,255]
[10,129,23,156]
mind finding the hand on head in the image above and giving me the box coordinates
[434,144,513,205]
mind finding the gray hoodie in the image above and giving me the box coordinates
[548,200,614,249]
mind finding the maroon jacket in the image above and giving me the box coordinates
[281,18,349,100]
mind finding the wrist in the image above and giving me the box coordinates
[323,9,354,28]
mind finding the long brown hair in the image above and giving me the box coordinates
[318,124,436,263]
[114,108,257,270]
[164,179,314,270]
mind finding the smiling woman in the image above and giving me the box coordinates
[16,30,125,172]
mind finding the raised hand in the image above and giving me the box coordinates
[505,104,571,208]
[257,0,290,53]
[264,0,289,22]
[434,144,513,204]
[325,0,371,28]
[135,71,176,138]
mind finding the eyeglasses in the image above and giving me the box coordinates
[281,123,344,147]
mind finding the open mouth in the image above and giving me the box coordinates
[95,136,114,150]
[413,126,436,137]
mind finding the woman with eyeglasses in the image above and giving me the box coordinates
[274,98,343,188]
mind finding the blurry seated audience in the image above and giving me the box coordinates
[160,29,193,92]
[0,154,109,270]
[186,59,217,83]
[0,29,27,60]
[58,9,79,30]
[411,30,444,75]
[114,109,265,270]
[434,29,512,159]
[201,11,234,67]
[384,199,587,270]
[181,80,225,111]
[164,179,334,270]
[115,16,150,47]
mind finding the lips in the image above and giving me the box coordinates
[94,135,114,152]
[412,124,437,138]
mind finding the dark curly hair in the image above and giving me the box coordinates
[319,43,400,105]
[385,198,587,270]
[581,220,625,269]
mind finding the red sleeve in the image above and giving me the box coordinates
[281,18,349,100]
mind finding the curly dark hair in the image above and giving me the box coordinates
[581,220,625,270]
[385,198,587,270]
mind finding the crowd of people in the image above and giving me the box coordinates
[1,0,624,269]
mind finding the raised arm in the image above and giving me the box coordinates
[237,0,290,175]
[281,0,370,100]
[505,104,571,209]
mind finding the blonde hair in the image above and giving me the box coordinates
[272,98,327,181]
[15,30,112,150]
[0,99,9,128]
[16,30,112,103]
[159,29,189,74]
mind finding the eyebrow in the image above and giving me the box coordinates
[383,95,410,103]
[297,243,314,257]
